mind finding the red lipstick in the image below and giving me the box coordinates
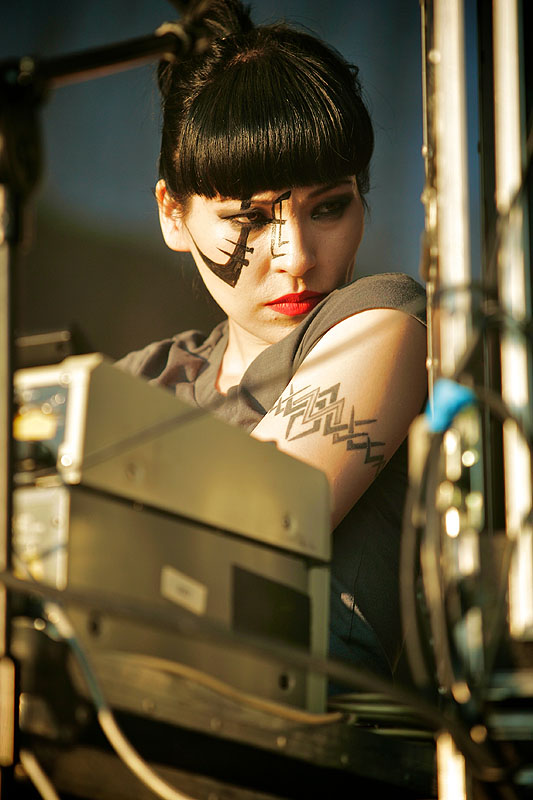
[266,291,326,316]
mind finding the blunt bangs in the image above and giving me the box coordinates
[161,28,374,202]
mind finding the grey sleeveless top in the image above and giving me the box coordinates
[117,273,427,676]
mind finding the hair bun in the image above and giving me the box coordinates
[199,0,254,39]
[157,0,253,99]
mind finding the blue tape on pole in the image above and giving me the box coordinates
[425,378,476,432]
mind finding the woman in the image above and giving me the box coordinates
[117,0,427,679]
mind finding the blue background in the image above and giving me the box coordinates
[2,1,480,359]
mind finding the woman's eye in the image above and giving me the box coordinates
[311,197,352,221]
[229,211,271,229]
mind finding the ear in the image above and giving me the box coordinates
[155,179,190,252]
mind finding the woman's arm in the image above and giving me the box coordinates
[250,308,427,529]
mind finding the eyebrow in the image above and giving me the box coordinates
[307,180,354,198]
[216,179,354,212]
[250,180,354,202]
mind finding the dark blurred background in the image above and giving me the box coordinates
[2,0,480,361]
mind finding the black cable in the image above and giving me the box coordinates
[400,432,443,691]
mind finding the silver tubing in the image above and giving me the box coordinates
[493,0,533,640]
[433,0,472,378]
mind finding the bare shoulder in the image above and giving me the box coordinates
[252,307,427,528]
[305,306,426,366]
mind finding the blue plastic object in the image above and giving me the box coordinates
[426,378,476,433]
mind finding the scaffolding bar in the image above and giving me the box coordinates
[493,0,533,639]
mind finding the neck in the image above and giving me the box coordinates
[216,319,271,395]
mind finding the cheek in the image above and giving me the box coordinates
[356,213,365,249]
[329,217,364,282]
[329,225,363,269]
[342,207,365,264]
[349,199,365,247]
[188,223,254,288]
[193,254,255,319]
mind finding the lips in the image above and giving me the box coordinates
[266,291,326,316]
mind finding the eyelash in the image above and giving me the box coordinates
[229,211,272,230]
[226,196,353,229]
[311,197,353,220]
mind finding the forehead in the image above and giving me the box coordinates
[191,178,357,211]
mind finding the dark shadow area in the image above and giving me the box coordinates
[15,209,224,361]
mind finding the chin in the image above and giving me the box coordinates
[261,315,308,344]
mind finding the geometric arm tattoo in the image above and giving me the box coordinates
[270,383,386,475]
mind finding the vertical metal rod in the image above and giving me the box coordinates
[0,659,15,769]
[0,186,16,794]
[0,187,11,658]
[492,0,533,639]
[433,0,472,377]
[437,731,469,800]
[420,0,438,407]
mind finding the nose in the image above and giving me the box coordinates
[271,216,316,277]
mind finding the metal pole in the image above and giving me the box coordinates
[0,187,16,793]
[433,0,473,378]
[420,0,438,407]
[424,5,473,794]
[492,0,533,640]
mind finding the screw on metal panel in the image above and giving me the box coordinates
[87,612,101,637]
[276,736,287,748]
[142,698,156,713]
[125,462,138,480]
[125,461,146,483]
[281,513,298,538]
[278,672,295,692]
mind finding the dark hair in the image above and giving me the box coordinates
[158,0,374,205]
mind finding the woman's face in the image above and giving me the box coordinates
[159,179,365,346]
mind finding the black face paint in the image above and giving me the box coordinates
[270,190,291,259]
[188,199,254,288]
